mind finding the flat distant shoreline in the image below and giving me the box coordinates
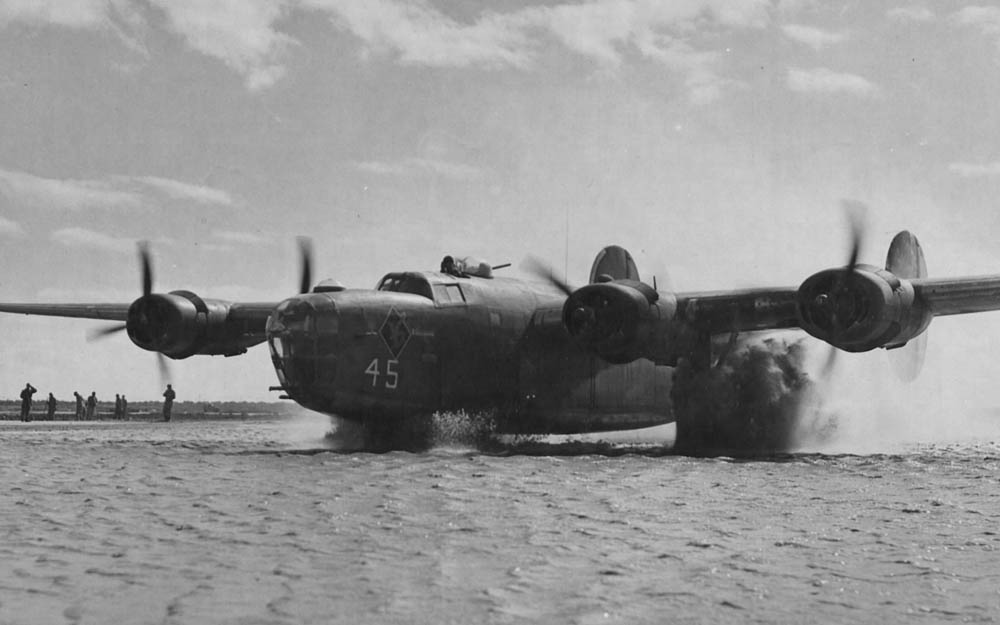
[0,400,300,422]
[0,411,291,422]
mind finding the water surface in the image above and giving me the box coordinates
[2,416,999,624]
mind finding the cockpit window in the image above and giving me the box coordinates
[376,274,433,300]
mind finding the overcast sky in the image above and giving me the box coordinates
[3,0,1000,404]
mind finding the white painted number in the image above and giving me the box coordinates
[365,358,380,387]
[386,359,398,389]
[365,358,400,390]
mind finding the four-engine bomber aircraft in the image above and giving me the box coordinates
[3,224,1000,446]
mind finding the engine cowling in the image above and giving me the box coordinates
[796,265,931,352]
[126,290,244,358]
[562,280,665,363]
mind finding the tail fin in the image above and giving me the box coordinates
[885,231,928,381]
[885,231,926,279]
[590,245,640,283]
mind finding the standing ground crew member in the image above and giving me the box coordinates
[46,392,56,420]
[19,383,36,422]
[86,392,97,420]
[74,391,84,419]
[162,384,175,422]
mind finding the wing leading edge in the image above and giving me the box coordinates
[0,303,131,321]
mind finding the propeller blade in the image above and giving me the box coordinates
[840,199,867,272]
[818,202,870,380]
[87,323,127,342]
[522,256,573,297]
[298,236,313,294]
[156,352,172,388]
[138,240,153,297]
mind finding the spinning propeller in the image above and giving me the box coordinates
[522,256,574,297]
[817,201,867,378]
[804,202,928,381]
[89,237,317,387]
[88,241,171,385]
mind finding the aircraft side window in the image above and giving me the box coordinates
[432,284,466,305]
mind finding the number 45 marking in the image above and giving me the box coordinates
[365,358,399,389]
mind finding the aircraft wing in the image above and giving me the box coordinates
[677,275,1000,334]
[675,286,801,334]
[0,303,131,321]
[912,275,1000,316]
[0,299,281,358]
[0,301,279,323]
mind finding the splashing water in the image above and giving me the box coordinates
[670,334,831,456]
[430,410,499,448]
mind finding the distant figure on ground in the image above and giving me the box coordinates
[46,392,57,420]
[86,392,97,420]
[19,383,37,422]
[121,395,128,420]
[114,394,122,420]
[74,391,84,420]
[162,384,175,422]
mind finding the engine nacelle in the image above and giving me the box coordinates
[562,280,669,364]
[796,265,931,352]
[126,290,244,359]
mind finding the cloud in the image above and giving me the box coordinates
[0,167,143,210]
[0,0,775,102]
[211,230,270,245]
[886,6,935,22]
[948,162,1000,177]
[0,0,113,29]
[0,167,235,211]
[953,6,1000,40]
[0,0,150,58]
[50,227,134,254]
[131,176,234,206]
[781,24,847,50]
[787,67,879,97]
[356,157,483,180]
[0,215,24,237]
[148,0,293,91]
[322,0,772,102]
[310,0,534,69]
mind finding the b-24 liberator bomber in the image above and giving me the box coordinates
[3,223,1000,446]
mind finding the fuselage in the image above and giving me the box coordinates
[265,271,675,434]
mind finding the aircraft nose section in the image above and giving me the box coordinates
[266,295,339,395]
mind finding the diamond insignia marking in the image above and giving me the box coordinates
[379,307,411,358]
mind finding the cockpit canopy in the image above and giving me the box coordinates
[377,272,468,305]
[377,273,433,300]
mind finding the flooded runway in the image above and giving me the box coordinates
[2,415,1000,624]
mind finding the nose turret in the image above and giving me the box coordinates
[267,295,338,395]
